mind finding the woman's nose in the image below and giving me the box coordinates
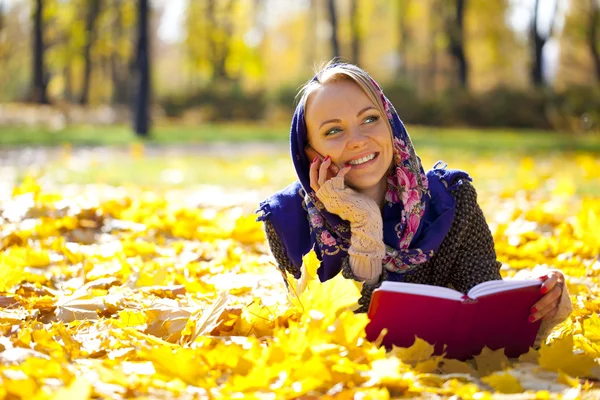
[346,125,368,149]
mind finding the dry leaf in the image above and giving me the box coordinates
[474,347,510,376]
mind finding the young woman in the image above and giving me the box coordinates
[256,62,572,345]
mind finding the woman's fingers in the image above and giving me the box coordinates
[337,164,352,179]
[318,157,332,186]
[309,157,320,192]
[529,285,562,322]
[310,155,346,194]
[540,271,560,295]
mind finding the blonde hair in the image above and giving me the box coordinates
[296,61,388,124]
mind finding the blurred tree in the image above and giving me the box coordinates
[305,0,318,66]
[32,0,48,104]
[556,0,600,87]
[109,0,134,104]
[465,0,523,92]
[133,0,151,136]
[0,1,4,33]
[445,0,468,88]
[209,0,234,81]
[350,0,360,64]
[79,0,101,105]
[589,0,600,82]
[327,0,340,60]
[185,0,233,83]
[396,0,411,77]
[530,0,559,87]
[185,0,264,87]
[426,0,442,94]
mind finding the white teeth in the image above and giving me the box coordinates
[349,153,376,166]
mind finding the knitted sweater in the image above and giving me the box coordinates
[263,180,572,347]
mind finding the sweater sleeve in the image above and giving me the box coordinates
[533,280,573,348]
[448,180,503,293]
[263,220,299,285]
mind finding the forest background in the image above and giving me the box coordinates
[0,0,599,134]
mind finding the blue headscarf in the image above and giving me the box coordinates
[256,66,470,282]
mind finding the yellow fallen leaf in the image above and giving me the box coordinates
[538,334,599,378]
[517,347,539,364]
[295,248,320,296]
[116,309,147,328]
[557,371,581,388]
[474,347,510,376]
[482,372,524,394]
[188,291,230,343]
[440,358,474,374]
[50,376,92,400]
[391,336,435,364]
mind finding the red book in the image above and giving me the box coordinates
[365,279,544,360]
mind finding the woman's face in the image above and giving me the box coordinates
[305,79,394,192]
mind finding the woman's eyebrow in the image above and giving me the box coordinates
[319,118,341,129]
[357,106,377,116]
[318,106,377,129]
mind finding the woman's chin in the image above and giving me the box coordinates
[346,175,387,192]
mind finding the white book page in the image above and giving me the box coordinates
[467,279,541,299]
[379,281,463,301]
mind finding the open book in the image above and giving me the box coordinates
[365,279,544,360]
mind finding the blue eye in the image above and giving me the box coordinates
[364,115,380,124]
[325,127,342,136]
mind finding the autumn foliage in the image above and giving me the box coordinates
[0,153,600,399]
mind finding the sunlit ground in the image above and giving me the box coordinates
[0,131,599,398]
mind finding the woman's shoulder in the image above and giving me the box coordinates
[451,178,478,203]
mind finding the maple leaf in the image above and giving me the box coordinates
[582,312,600,343]
[482,372,524,394]
[474,347,510,376]
[294,250,360,318]
[391,336,435,364]
[538,334,599,378]
[139,346,210,386]
[186,291,229,343]
[295,248,320,296]
[517,347,539,364]
[116,309,147,328]
[439,358,475,374]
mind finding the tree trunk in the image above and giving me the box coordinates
[350,0,360,65]
[0,1,4,33]
[447,0,468,88]
[327,0,340,60]
[207,0,234,81]
[110,0,129,105]
[530,0,544,87]
[590,0,600,82]
[530,0,558,87]
[133,0,151,137]
[32,0,48,104]
[64,65,72,102]
[79,0,101,105]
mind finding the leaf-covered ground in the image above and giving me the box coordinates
[0,146,599,399]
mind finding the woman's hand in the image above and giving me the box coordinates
[309,155,351,193]
[309,155,385,284]
[309,155,378,224]
[529,271,565,323]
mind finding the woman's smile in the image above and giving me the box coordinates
[346,152,380,169]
